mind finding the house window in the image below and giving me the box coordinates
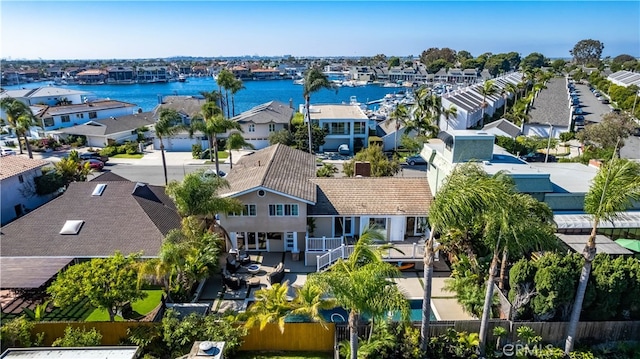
[268,123,276,132]
[76,113,84,119]
[89,112,97,119]
[230,204,257,217]
[61,115,70,123]
[354,122,366,134]
[269,204,299,217]
[43,118,54,127]
[369,217,386,229]
[248,124,255,132]
[18,175,24,183]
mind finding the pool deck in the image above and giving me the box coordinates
[198,251,474,321]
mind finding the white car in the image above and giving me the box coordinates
[1,148,17,157]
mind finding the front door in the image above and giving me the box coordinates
[406,217,416,239]
[284,232,295,251]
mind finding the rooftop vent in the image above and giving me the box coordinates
[92,184,106,196]
[60,220,84,235]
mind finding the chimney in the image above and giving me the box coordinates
[354,161,371,177]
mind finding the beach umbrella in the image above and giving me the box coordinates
[614,238,640,253]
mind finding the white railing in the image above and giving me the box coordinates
[315,242,434,272]
[306,236,344,252]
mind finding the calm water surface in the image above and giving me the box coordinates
[4,78,409,113]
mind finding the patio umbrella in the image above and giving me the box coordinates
[614,238,640,253]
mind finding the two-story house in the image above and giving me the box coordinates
[37,100,139,133]
[0,156,53,225]
[306,104,370,154]
[229,101,293,150]
[219,144,433,267]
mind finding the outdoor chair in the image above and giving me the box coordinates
[226,255,241,273]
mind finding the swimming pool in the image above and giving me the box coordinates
[319,299,437,323]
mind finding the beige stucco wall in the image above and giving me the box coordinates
[219,190,307,233]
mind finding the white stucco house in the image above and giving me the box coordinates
[0,156,53,225]
[305,103,370,154]
[55,112,156,148]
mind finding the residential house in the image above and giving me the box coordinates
[306,103,370,153]
[151,96,207,152]
[36,99,139,134]
[0,172,181,258]
[251,68,281,80]
[76,69,108,84]
[218,144,433,267]
[136,66,169,83]
[106,66,135,84]
[0,156,53,225]
[56,112,155,148]
[230,66,251,80]
[228,101,293,150]
[0,86,92,106]
[420,130,640,239]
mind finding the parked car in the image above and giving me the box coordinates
[600,98,610,104]
[203,168,227,178]
[405,155,427,166]
[337,144,350,156]
[79,151,108,163]
[574,115,585,123]
[573,108,583,115]
[1,147,17,157]
[81,159,104,171]
[519,152,556,163]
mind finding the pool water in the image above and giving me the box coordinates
[319,299,437,322]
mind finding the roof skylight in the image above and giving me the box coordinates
[59,220,84,235]
[92,184,107,196]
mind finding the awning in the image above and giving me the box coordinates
[554,212,640,229]
[556,234,633,256]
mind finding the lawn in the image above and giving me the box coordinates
[85,290,163,322]
[111,153,144,159]
[234,352,332,359]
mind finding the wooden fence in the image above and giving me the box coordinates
[32,321,155,346]
[240,322,335,352]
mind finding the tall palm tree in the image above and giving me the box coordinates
[216,69,236,119]
[389,104,409,153]
[190,102,241,175]
[311,227,408,359]
[564,159,640,354]
[505,82,518,104]
[155,108,184,185]
[225,131,254,169]
[303,68,335,154]
[229,78,245,117]
[199,90,222,109]
[441,104,458,131]
[0,97,36,158]
[478,80,497,127]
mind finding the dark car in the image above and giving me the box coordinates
[405,155,427,166]
[601,98,610,104]
[519,152,556,163]
[80,151,108,163]
[81,159,104,170]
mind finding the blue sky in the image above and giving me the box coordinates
[1,1,638,60]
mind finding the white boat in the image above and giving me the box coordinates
[383,82,401,88]
[293,78,304,85]
[178,74,187,82]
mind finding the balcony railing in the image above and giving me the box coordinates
[306,236,344,252]
[315,242,435,272]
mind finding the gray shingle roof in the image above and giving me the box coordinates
[231,101,293,125]
[58,112,155,136]
[483,119,522,138]
[309,177,432,216]
[0,180,180,258]
[220,144,317,203]
[154,96,206,118]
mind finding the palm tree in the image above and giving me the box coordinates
[420,164,504,353]
[155,108,184,185]
[289,281,336,326]
[505,82,518,104]
[311,227,408,359]
[229,78,245,117]
[190,102,241,176]
[199,90,222,109]
[245,282,292,333]
[225,131,254,169]
[389,104,409,153]
[478,80,497,127]
[408,86,440,138]
[303,68,335,154]
[0,97,36,158]
[441,104,457,131]
[564,158,640,354]
[216,69,236,119]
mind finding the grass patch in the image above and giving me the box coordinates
[85,290,162,322]
[111,153,144,159]
[234,352,332,359]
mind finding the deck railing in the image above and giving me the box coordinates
[306,236,344,252]
[316,242,434,272]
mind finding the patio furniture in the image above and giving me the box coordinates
[226,255,241,273]
[237,250,251,265]
[268,262,285,285]
[247,264,260,275]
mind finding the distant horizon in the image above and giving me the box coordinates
[1,1,638,61]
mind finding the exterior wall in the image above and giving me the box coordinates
[543,193,587,211]
[311,217,333,238]
[1,168,51,225]
[450,138,494,163]
[523,124,569,139]
[220,190,308,234]
[235,123,287,150]
[86,130,138,148]
[28,93,86,106]
[43,106,136,131]
[153,133,207,152]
